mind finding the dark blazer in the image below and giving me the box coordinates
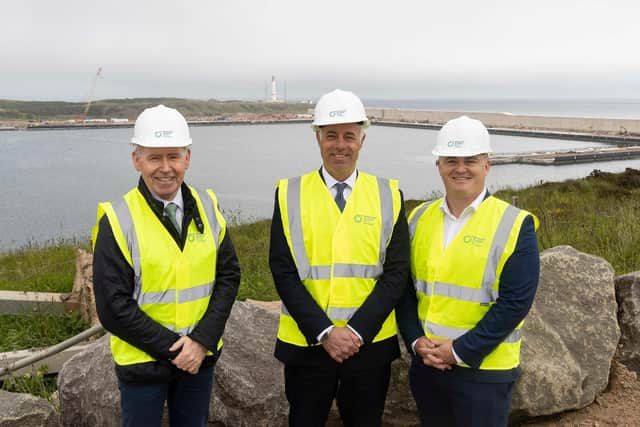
[396,192,540,382]
[269,169,410,369]
[93,177,241,382]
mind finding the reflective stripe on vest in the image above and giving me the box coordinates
[412,204,520,304]
[410,197,536,370]
[424,320,522,343]
[286,175,394,283]
[285,175,395,324]
[112,188,222,331]
[281,304,359,322]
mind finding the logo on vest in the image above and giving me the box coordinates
[187,233,207,243]
[353,214,376,225]
[463,234,486,246]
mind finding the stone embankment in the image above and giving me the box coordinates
[2,245,640,426]
[366,108,640,137]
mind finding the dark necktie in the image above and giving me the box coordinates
[164,202,181,233]
[334,183,348,212]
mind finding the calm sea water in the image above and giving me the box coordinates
[364,99,640,119]
[2,123,640,250]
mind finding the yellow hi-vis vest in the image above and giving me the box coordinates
[92,186,226,366]
[408,196,539,370]
[276,171,402,346]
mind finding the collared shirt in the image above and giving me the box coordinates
[317,166,362,344]
[150,187,184,226]
[440,187,487,249]
[322,166,357,201]
[411,188,487,364]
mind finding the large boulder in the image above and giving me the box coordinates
[56,301,287,427]
[56,301,419,426]
[57,246,622,424]
[0,390,60,427]
[211,300,287,426]
[615,271,640,373]
[511,245,620,419]
[57,335,119,427]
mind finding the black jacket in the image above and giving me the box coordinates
[269,170,410,368]
[93,178,241,383]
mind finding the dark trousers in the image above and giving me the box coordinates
[118,365,214,427]
[410,360,514,427]
[284,363,391,427]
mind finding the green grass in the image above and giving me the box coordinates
[230,219,278,301]
[1,366,58,401]
[0,98,312,121]
[494,168,640,275]
[0,238,89,293]
[0,312,88,352]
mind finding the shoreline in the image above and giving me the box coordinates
[2,107,639,141]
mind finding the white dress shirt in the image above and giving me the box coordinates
[322,166,357,200]
[317,167,363,344]
[413,188,488,364]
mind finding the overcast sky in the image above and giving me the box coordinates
[3,0,640,102]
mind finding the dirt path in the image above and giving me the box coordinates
[520,361,640,426]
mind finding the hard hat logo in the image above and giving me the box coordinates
[329,110,346,118]
[447,140,465,148]
[154,130,174,138]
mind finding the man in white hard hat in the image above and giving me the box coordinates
[396,115,540,426]
[269,89,410,426]
[92,105,240,426]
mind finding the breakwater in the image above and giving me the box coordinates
[366,108,640,137]
[372,120,640,145]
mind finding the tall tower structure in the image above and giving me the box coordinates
[270,75,277,102]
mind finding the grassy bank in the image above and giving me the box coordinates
[496,168,640,274]
[0,98,311,122]
[1,168,639,397]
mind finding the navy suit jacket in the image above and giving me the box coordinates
[396,193,539,382]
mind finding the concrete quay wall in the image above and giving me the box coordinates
[366,108,640,136]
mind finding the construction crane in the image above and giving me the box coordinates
[78,67,102,122]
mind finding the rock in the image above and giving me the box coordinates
[58,246,622,423]
[211,300,287,426]
[55,300,419,426]
[511,246,620,419]
[57,335,120,427]
[56,301,287,427]
[0,389,60,427]
[615,271,640,374]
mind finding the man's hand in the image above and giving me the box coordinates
[321,327,361,363]
[415,336,454,370]
[169,336,207,374]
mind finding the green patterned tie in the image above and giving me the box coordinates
[164,202,181,233]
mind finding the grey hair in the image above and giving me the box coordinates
[315,125,366,142]
[131,144,190,154]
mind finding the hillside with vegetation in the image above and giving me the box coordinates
[0,98,312,121]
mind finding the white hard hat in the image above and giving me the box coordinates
[432,115,492,157]
[131,105,192,147]
[312,89,369,128]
